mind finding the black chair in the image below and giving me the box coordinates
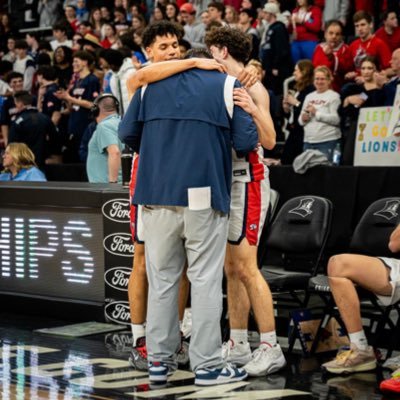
[260,195,333,309]
[309,197,400,357]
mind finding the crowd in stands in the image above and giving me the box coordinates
[0,0,400,180]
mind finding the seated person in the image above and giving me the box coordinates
[322,224,400,374]
[0,143,47,181]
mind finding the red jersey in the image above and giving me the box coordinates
[312,42,352,92]
[375,26,400,53]
[291,6,322,42]
[349,35,391,72]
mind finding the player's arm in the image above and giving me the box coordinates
[233,82,276,150]
[127,58,226,98]
[389,224,400,253]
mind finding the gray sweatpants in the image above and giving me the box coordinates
[142,205,228,371]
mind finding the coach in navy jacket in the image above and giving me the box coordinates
[118,68,257,383]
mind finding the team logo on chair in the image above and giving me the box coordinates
[289,197,315,218]
[374,200,400,220]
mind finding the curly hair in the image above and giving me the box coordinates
[142,20,183,48]
[205,27,252,64]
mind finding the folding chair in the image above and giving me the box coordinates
[260,195,333,309]
[309,197,400,357]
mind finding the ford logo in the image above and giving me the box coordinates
[104,267,131,291]
[102,198,130,223]
[104,301,131,325]
[103,233,134,257]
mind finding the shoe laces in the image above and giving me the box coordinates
[222,340,234,357]
[252,343,273,362]
[334,349,352,362]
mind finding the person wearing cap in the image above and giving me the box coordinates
[260,2,292,95]
[180,3,206,48]
[79,33,103,52]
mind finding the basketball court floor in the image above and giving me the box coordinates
[0,311,396,400]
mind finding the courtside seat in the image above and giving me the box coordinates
[260,195,333,306]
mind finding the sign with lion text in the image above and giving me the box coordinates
[354,107,400,166]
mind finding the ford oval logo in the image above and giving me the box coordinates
[103,233,134,257]
[104,267,131,291]
[102,198,130,223]
[104,301,131,325]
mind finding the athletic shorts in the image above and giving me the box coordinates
[377,257,400,306]
[129,154,144,244]
[228,173,270,247]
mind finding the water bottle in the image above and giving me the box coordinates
[332,143,341,166]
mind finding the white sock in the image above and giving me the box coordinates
[348,330,368,350]
[179,320,183,332]
[260,330,277,347]
[230,329,248,345]
[131,323,145,346]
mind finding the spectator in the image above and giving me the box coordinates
[8,91,58,168]
[76,0,90,23]
[238,9,260,62]
[225,5,239,27]
[267,0,291,27]
[340,56,384,165]
[322,224,400,374]
[261,3,292,95]
[101,6,112,22]
[166,2,180,23]
[0,72,24,146]
[89,7,103,38]
[13,40,36,92]
[382,48,400,106]
[37,0,61,27]
[26,32,40,63]
[132,15,147,31]
[65,5,80,33]
[53,46,74,90]
[290,0,322,63]
[322,0,350,27]
[100,23,118,49]
[0,61,12,96]
[78,21,94,38]
[299,66,341,162]
[72,33,84,51]
[2,37,16,63]
[180,3,205,49]
[346,11,391,81]
[151,4,167,23]
[87,94,123,183]
[51,22,73,51]
[0,143,46,181]
[281,59,314,165]
[312,20,352,93]
[114,6,130,32]
[375,11,400,53]
[0,13,15,56]
[54,50,101,162]
[208,2,226,25]
[200,10,212,29]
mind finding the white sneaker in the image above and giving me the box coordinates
[244,343,286,377]
[222,339,252,366]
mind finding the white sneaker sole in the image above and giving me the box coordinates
[245,356,287,377]
[195,372,248,386]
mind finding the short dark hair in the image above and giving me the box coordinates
[0,60,13,76]
[353,10,373,24]
[240,8,257,22]
[179,38,192,51]
[185,48,212,59]
[14,90,33,106]
[142,21,183,48]
[52,21,68,32]
[26,32,40,41]
[14,40,29,50]
[6,71,23,84]
[325,19,344,32]
[99,49,125,70]
[205,27,252,64]
[383,10,397,21]
[37,65,58,81]
[73,50,95,66]
[208,2,225,18]
[37,52,52,67]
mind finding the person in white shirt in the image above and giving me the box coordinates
[50,22,73,51]
[299,65,341,161]
[13,40,36,92]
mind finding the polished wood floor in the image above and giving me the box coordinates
[0,312,396,400]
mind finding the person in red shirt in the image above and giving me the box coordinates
[375,11,400,53]
[312,20,352,92]
[346,11,392,82]
[290,0,322,63]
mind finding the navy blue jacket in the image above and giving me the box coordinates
[119,69,258,214]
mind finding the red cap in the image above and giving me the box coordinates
[180,3,196,14]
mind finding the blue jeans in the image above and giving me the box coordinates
[303,139,340,162]
[291,40,318,64]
